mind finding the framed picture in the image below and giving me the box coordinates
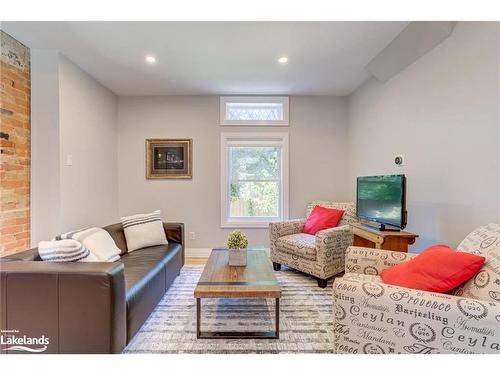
[146,139,193,179]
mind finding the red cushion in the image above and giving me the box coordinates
[303,205,344,235]
[380,245,485,293]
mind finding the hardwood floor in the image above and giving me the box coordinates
[185,257,208,266]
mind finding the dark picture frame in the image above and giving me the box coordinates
[146,138,193,179]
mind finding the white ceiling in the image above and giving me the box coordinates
[2,21,408,96]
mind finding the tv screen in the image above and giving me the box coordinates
[356,174,406,229]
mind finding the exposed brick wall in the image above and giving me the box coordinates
[0,31,31,256]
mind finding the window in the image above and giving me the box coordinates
[220,96,289,126]
[221,133,289,228]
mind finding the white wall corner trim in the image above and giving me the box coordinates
[366,21,456,82]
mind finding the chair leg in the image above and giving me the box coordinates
[273,262,281,271]
[317,278,328,288]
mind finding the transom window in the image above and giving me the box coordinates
[220,96,289,126]
[221,133,289,228]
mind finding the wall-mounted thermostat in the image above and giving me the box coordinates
[394,154,406,166]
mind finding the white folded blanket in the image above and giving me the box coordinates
[38,239,98,262]
[56,227,121,262]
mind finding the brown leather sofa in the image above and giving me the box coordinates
[0,222,184,354]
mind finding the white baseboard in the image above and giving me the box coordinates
[185,247,213,258]
[185,247,270,258]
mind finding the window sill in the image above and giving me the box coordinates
[221,221,279,229]
[220,120,289,126]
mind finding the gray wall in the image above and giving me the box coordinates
[30,53,119,243]
[58,55,119,231]
[30,50,61,245]
[348,22,500,251]
[117,96,349,249]
[30,21,499,254]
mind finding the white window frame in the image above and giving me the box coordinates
[219,96,290,126]
[220,132,289,228]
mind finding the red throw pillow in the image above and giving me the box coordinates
[303,205,344,235]
[380,245,485,293]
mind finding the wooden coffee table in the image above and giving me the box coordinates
[194,248,281,339]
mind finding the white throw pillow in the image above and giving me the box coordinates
[56,227,121,262]
[120,210,168,252]
[38,239,99,262]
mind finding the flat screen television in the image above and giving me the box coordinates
[356,174,407,230]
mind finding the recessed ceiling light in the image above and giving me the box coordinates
[278,56,289,64]
[145,56,157,64]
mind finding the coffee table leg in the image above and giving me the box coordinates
[196,298,201,339]
[275,298,280,339]
[196,297,280,339]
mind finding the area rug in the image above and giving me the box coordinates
[124,265,334,354]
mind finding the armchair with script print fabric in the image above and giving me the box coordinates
[270,201,358,288]
[333,223,500,354]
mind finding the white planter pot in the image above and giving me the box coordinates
[228,248,247,266]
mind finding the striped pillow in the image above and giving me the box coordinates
[38,239,98,262]
[121,210,168,252]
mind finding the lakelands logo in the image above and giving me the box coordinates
[1,330,49,353]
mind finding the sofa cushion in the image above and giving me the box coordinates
[276,233,316,261]
[103,223,129,255]
[120,242,182,342]
[454,253,500,302]
[454,223,500,303]
[121,243,181,296]
[457,223,500,255]
[454,250,500,303]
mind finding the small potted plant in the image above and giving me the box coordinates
[227,230,248,266]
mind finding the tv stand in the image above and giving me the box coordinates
[351,223,418,253]
[362,223,401,232]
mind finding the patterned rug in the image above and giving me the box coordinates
[124,265,334,354]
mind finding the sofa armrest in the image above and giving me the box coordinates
[315,225,353,265]
[163,222,184,245]
[345,246,417,275]
[163,222,184,265]
[1,248,40,261]
[270,219,306,239]
[316,224,352,242]
[333,273,500,354]
[0,261,126,353]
